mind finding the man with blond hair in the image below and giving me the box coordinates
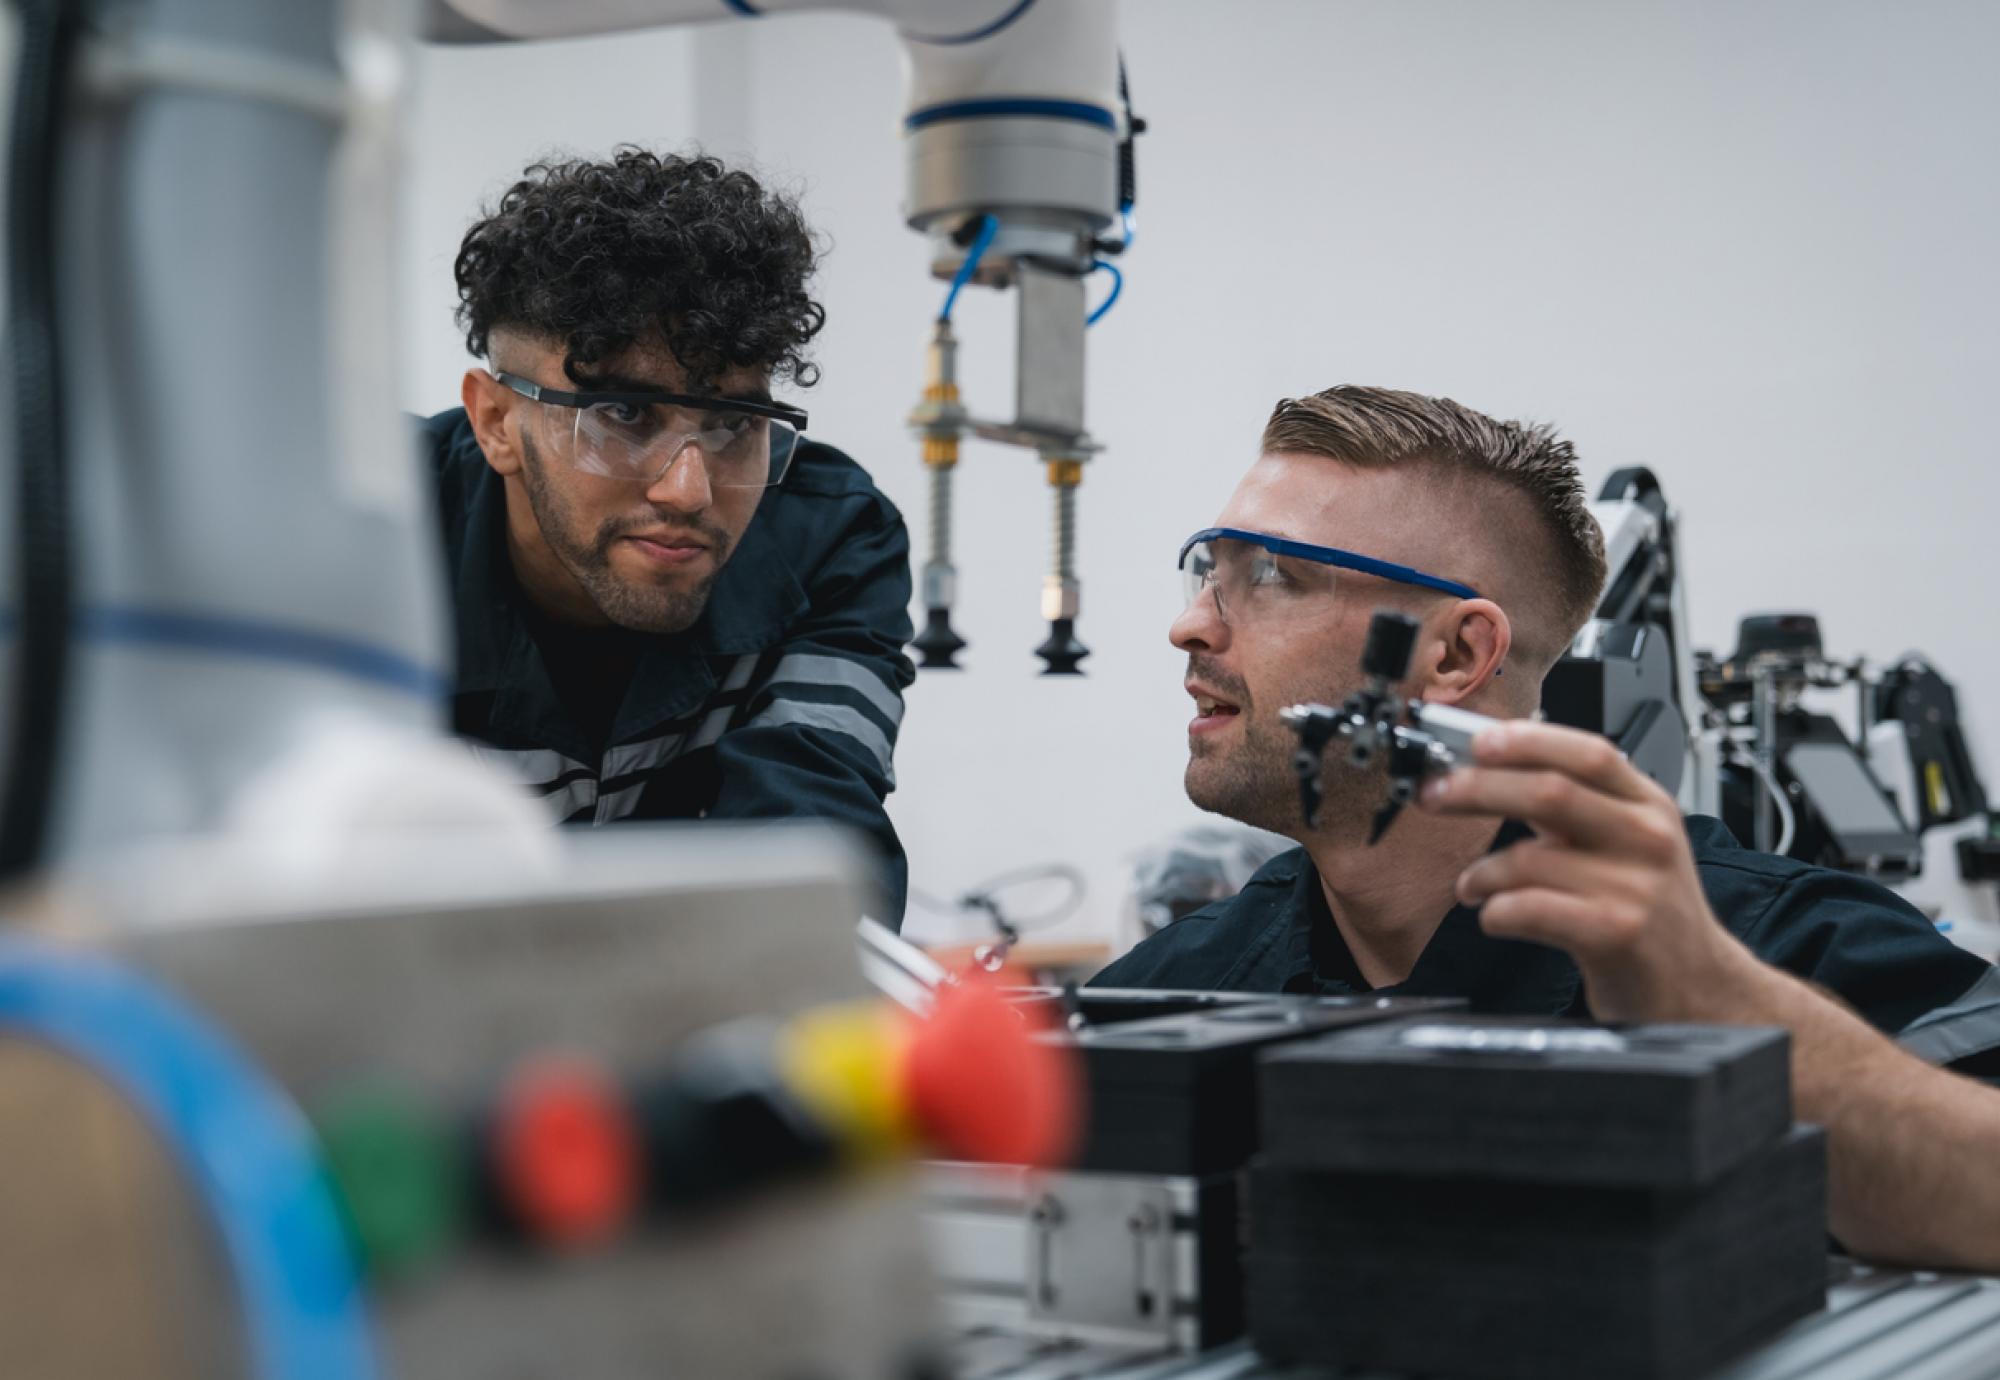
[1097,385,2000,1268]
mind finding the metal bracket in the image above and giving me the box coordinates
[1025,1174,1184,1341]
[1014,261,1088,442]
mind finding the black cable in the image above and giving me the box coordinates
[0,0,81,883]
[1095,51,1146,258]
[1115,53,1142,213]
[959,862,1088,931]
[910,863,1090,934]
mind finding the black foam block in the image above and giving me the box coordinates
[1051,996,1462,1175]
[1258,1015,1791,1188]
[1246,1125,1828,1380]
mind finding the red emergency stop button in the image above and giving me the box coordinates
[492,1055,640,1249]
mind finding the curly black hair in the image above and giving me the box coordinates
[454,148,825,391]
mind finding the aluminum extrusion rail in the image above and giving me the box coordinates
[950,1263,2000,1380]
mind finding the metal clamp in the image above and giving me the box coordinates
[1024,1175,1184,1342]
[1283,611,1502,843]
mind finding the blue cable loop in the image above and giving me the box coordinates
[939,213,1000,323]
[0,938,379,1380]
[1086,258,1124,327]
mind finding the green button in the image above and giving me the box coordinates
[316,1080,464,1282]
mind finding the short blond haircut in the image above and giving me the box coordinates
[1261,385,1608,674]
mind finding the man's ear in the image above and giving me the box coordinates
[1418,599,1511,708]
[462,367,523,478]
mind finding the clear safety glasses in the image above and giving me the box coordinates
[1177,527,1482,626]
[497,371,808,490]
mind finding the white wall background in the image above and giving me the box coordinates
[404,1,2000,950]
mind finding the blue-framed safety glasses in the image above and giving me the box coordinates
[1178,526,1481,625]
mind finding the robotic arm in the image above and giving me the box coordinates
[1543,467,1707,813]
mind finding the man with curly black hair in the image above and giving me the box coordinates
[419,148,915,922]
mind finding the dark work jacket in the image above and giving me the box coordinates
[422,408,916,923]
[1092,816,2000,1072]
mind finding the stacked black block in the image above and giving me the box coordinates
[1247,1015,1828,1380]
[1054,996,1462,1175]
[1015,995,1460,1352]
